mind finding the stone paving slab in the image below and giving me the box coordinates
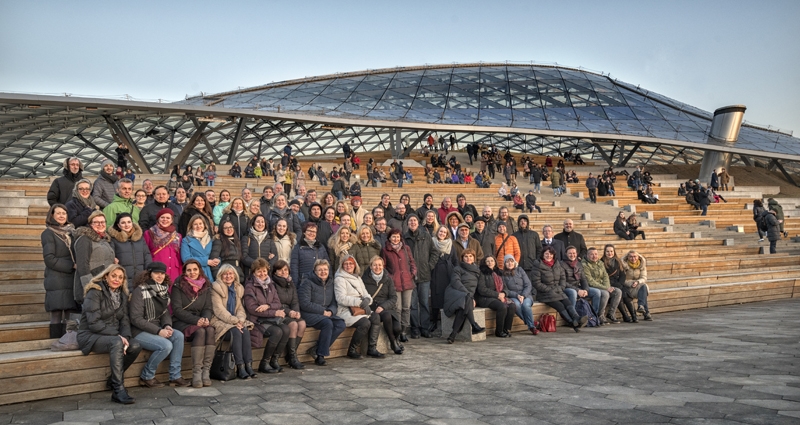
[4,298,800,424]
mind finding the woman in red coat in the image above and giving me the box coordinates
[380,228,417,342]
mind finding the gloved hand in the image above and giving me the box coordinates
[360,297,371,310]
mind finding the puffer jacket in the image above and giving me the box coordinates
[443,262,480,318]
[561,259,589,292]
[531,260,567,303]
[351,239,382,274]
[268,206,302,235]
[241,231,278,273]
[73,226,115,303]
[170,276,214,333]
[381,241,417,292]
[620,253,649,300]
[362,269,399,322]
[65,197,95,228]
[108,223,152,288]
[501,266,534,299]
[47,160,83,206]
[77,278,131,355]
[582,258,610,290]
[475,267,506,307]
[91,171,117,208]
[494,234,520,270]
[210,236,244,281]
[103,195,140,230]
[604,257,626,290]
[243,274,283,347]
[298,273,338,327]
[403,228,438,283]
[290,237,329,284]
[273,275,300,316]
[333,267,370,327]
[41,227,78,312]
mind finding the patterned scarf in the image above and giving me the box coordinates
[185,277,206,293]
[567,259,581,282]
[48,223,75,248]
[141,280,170,322]
[149,224,179,252]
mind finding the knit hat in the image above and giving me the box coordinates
[101,159,115,169]
[147,262,167,274]
[350,196,362,205]
[503,254,516,264]
[87,210,105,225]
[289,199,301,207]
[423,193,433,202]
[156,208,174,219]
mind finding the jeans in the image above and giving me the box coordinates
[398,178,403,188]
[311,317,346,357]
[334,191,343,200]
[410,281,431,333]
[396,289,413,328]
[207,180,215,187]
[564,287,601,314]
[510,296,535,328]
[134,329,185,380]
[701,204,708,216]
[534,182,541,192]
[635,284,649,311]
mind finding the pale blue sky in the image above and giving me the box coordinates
[1,0,798,134]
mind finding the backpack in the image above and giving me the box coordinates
[575,298,599,327]
[758,213,770,233]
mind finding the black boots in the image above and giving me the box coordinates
[244,362,257,378]
[347,343,363,360]
[399,326,409,342]
[49,323,63,339]
[270,354,283,372]
[366,321,385,358]
[111,383,135,405]
[109,344,139,404]
[237,364,251,380]
[258,342,281,373]
[285,338,305,370]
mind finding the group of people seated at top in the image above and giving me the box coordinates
[43,156,654,405]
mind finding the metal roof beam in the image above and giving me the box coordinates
[590,141,613,166]
[75,134,112,159]
[103,116,151,174]
[401,130,430,158]
[618,142,641,167]
[227,117,247,165]
[168,121,208,170]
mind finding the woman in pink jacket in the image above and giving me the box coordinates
[143,209,182,282]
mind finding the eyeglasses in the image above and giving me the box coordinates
[78,187,90,192]
[91,221,106,226]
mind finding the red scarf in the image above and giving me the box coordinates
[543,258,555,267]
[493,273,504,293]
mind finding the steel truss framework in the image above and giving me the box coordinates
[0,63,797,179]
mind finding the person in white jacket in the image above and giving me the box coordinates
[334,255,385,359]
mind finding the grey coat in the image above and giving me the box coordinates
[531,260,567,303]
[108,224,152,289]
[760,210,781,242]
[72,226,115,304]
[403,228,438,283]
[501,266,534,299]
[91,171,117,209]
[41,227,78,312]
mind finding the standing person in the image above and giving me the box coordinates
[299,259,346,366]
[585,173,598,204]
[139,186,180,230]
[243,258,290,374]
[494,223,520,270]
[271,218,296,265]
[48,157,84,206]
[92,159,118,209]
[108,213,152,289]
[710,169,720,192]
[103,178,139,227]
[768,198,787,238]
[453,223,484,262]
[129,262,191,388]
[759,209,781,254]
[77,265,142,404]
[222,197,249,239]
[443,249,484,343]
[181,215,216,279]
[269,194,302,235]
[430,226,458,334]
[171,260,216,387]
[620,250,652,321]
[42,204,78,338]
[290,222,330,284]
[513,215,542,281]
[554,219,587,259]
[73,211,116,304]
[362,256,404,354]
[115,142,129,170]
[65,179,97,228]
[404,215,438,339]
[241,214,279,275]
[204,164,217,187]
[381,228,417,342]
[210,220,244,281]
[396,161,405,188]
[334,255,385,359]
[212,190,231,227]
[753,199,767,242]
[718,167,730,191]
[475,256,517,338]
[143,209,182,282]
[530,165,542,193]
[177,193,213,238]
[550,168,562,197]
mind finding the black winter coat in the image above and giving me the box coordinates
[403,228,438,283]
[139,201,180,231]
[362,269,400,322]
[177,206,213,238]
[475,268,506,307]
[47,169,83,206]
[65,197,94,228]
[241,233,279,273]
[443,262,480,317]
[290,238,330,284]
[471,229,496,262]
[268,207,302,235]
[513,226,542,272]
[108,224,152,289]
[531,260,567,303]
[430,245,458,309]
[222,210,250,239]
[273,275,300,315]
[604,257,626,290]
[561,260,589,291]
[298,274,338,327]
[170,278,214,333]
[77,280,131,355]
[210,236,244,281]
[41,227,78,312]
[613,219,629,239]
[128,281,172,337]
[554,231,587,260]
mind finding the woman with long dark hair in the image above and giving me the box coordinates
[242,214,279,275]
[270,260,306,369]
[603,244,636,323]
[171,259,215,388]
[531,246,587,332]
[108,212,152,289]
[476,255,517,338]
[244,258,291,373]
[210,219,244,281]
[177,192,213,237]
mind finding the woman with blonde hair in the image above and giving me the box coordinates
[334,254,385,359]
[351,225,381,272]
[211,264,256,379]
[77,264,142,404]
[423,210,442,238]
[621,250,652,321]
[327,224,354,269]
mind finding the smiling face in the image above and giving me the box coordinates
[253,216,266,232]
[275,195,287,209]
[90,216,107,233]
[118,182,133,199]
[604,246,616,259]
[103,163,114,174]
[274,264,289,278]
[68,159,81,174]
[314,264,329,280]
[254,266,269,281]
[77,182,91,198]
[249,201,261,215]
[118,216,133,233]
[389,233,401,245]
[275,220,288,236]
[134,190,147,205]
[193,196,205,210]
[220,191,231,202]
[324,209,335,222]
[106,268,125,290]
[342,259,356,274]
[184,262,200,280]
[52,206,68,226]
[303,226,317,240]
[221,222,235,236]
[437,226,449,241]
[462,252,475,264]
[566,248,577,262]
[542,226,554,239]
[154,187,169,203]
[191,218,206,233]
[231,199,244,211]
[486,256,497,269]
[370,258,384,274]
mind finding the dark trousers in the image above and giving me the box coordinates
[450,296,477,336]
[224,327,253,365]
[262,323,290,360]
[544,299,579,325]
[378,309,401,340]
[91,335,142,386]
[588,188,597,203]
[485,299,516,334]
[311,317,345,357]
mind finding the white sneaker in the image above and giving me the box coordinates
[758,238,764,242]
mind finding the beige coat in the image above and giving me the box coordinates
[620,252,649,300]
[333,267,371,327]
[210,281,254,342]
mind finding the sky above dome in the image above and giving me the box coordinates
[1,0,798,135]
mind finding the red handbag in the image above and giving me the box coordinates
[537,314,557,332]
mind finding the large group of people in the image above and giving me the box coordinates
[43,152,662,405]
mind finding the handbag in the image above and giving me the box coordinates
[210,342,237,381]
[349,306,366,316]
[537,313,557,333]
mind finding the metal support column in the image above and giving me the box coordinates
[75,134,111,158]
[227,117,247,165]
[401,130,431,158]
[591,141,613,166]
[167,121,209,170]
[739,154,752,167]
[617,142,641,167]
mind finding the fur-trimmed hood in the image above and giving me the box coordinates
[107,222,143,242]
[84,268,131,297]
[73,225,111,243]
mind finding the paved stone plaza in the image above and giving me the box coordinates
[3,299,799,425]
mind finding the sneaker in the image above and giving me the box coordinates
[759,238,764,242]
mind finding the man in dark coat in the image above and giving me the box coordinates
[48,157,84,206]
[416,193,436,220]
[554,219,587,259]
[456,194,478,220]
[541,225,566,262]
[258,186,275,217]
[138,186,180,230]
[585,173,598,204]
[388,203,411,234]
[404,215,438,338]
[513,215,542,282]
[470,217,496,261]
